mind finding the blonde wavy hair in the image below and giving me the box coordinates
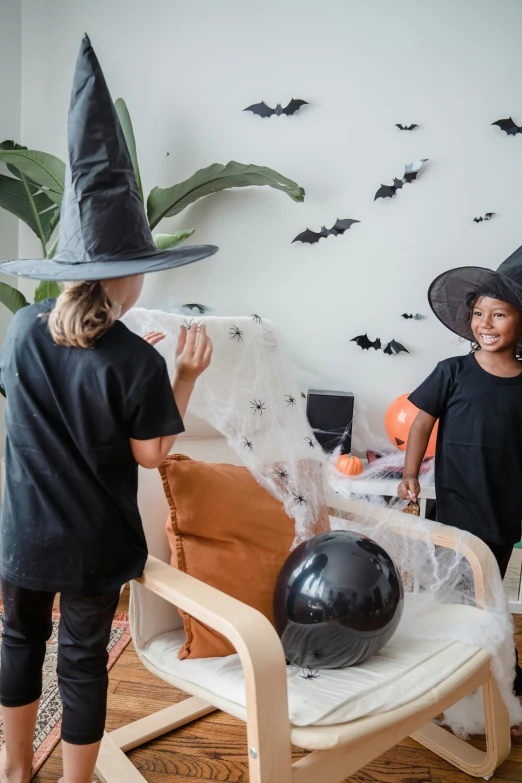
[47,280,118,349]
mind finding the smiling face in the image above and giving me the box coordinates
[471,296,522,354]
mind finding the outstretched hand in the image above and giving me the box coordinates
[397,477,421,503]
[175,323,212,383]
[141,331,166,347]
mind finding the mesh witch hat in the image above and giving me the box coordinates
[428,244,522,348]
[0,35,218,281]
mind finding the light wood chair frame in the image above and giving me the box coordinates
[95,497,511,783]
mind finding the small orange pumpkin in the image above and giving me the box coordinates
[336,453,364,476]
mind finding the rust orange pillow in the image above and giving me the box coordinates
[159,454,330,659]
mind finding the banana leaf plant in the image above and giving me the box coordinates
[0,98,305,321]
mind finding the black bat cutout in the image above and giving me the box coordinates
[244,99,308,118]
[473,213,495,223]
[492,117,522,136]
[352,334,409,355]
[383,339,409,355]
[292,218,360,244]
[351,334,381,351]
[401,313,424,320]
[395,124,418,131]
[374,159,428,201]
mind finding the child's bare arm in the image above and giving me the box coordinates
[130,324,212,469]
[397,411,437,502]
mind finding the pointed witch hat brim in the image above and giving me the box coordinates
[428,245,522,349]
[0,35,218,281]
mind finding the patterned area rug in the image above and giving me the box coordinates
[0,608,131,776]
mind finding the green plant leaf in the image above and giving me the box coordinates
[0,173,60,251]
[183,303,208,314]
[114,98,144,203]
[147,161,306,229]
[0,140,29,180]
[46,236,59,259]
[153,230,195,250]
[0,148,65,196]
[34,280,61,303]
[0,282,29,314]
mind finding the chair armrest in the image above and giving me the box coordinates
[137,555,284,668]
[136,555,293,774]
[325,492,497,608]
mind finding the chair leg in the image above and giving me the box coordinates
[411,674,511,779]
[96,733,147,783]
[94,697,216,782]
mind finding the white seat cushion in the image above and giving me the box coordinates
[138,594,481,727]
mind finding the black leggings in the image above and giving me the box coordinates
[0,579,120,745]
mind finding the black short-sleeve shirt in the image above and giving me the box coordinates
[0,300,184,594]
[409,353,522,546]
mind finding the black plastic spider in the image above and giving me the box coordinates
[311,648,323,659]
[182,318,200,331]
[251,314,262,324]
[293,492,307,505]
[300,667,320,680]
[242,437,253,451]
[285,394,296,407]
[250,399,266,416]
[304,436,315,449]
[230,325,244,341]
[275,468,289,481]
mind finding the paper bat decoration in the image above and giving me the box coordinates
[492,117,522,136]
[351,334,381,351]
[383,339,409,355]
[292,218,360,244]
[401,313,424,320]
[473,213,495,223]
[352,334,409,356]
[243,99,308,118]
[374,159,428,200]
[395,124,418,131]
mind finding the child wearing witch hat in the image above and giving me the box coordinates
[0,36,217,783]
[398,247,522,731]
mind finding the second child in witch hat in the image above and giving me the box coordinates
[0,35,218,281]
[428,244,522,352]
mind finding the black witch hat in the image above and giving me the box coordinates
[429,244,522,350]
[0,35,218,281]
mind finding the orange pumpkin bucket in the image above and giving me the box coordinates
[384,394,438,457]
[336,453,364,476]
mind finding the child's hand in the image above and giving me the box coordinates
[141,331,166,347]
[175,323,212,383]
[398,477,420,503]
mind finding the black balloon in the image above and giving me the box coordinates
[274,530,404,669]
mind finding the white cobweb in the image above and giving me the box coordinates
[123,306,522,736]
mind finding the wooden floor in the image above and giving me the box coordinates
[34,588,522,783]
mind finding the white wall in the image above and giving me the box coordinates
[0,0,22,447]
[18,0,522,449]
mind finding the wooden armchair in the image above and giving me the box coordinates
[97,311,511,782]
[95,446,510,783]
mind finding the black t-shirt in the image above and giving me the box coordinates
[409,353,522,546]
[0,300,184,594]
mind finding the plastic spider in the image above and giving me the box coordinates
[304,436,315,449]
[242,437,253,451]
[230,325,244,341]
[285,394,296,407]
[182,318,200,331]
[251,314,262,324]
[312,648,323,659]
[275,468,289,481]
[300,667,320,680]
[250,399,266,416]
[293,492,307,505]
